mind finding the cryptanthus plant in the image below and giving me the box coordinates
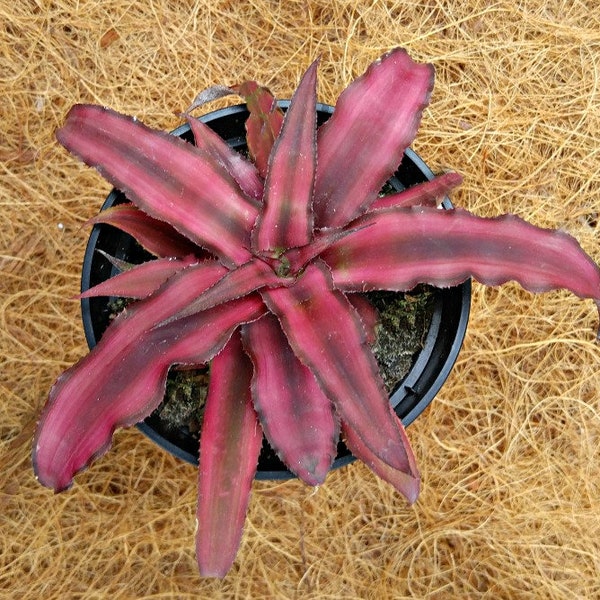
[33,49,600,577]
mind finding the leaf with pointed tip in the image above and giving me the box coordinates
[370,171,463,211]
[57,105,259,267]
[242,314,338,486]
[77,255,198,299]
[283,226,358,274]
[253,60,318,252]
[94,249,136,273]
[342,421,420,504]
[232,81,284,177]
[262,261,418,476]
[186,116,264,201]
[313,48,434,228]
[325,207,600,331]
[160,258,294,324]
[196,331,262,578]
[33,260,230,491]
[34,292,265,492]
[89,205,203,259]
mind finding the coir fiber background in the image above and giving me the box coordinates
[2,1,600,598]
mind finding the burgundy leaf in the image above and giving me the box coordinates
[370,171,463,211]
[34,292,265,492]
[77,255,198,299]
[186,116,264,201]
[262,261,418,476]
[242,314,339,486]
[57,105,259,267]
[313,48,434,228]
[342,421,420,504]
[253,60,318,252]
[233,81,284,177]
[196,332,262,578]
[324,206,600,332]
[282,226,358,275]
[89,205,202,259]
[33,260,230,491]
[160,258,293,324]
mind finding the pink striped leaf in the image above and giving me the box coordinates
[324,206,600,330]
[370,171,463,211]
[77,255,198,299]
[33,260,232,491]
[160,258,294,324]
[196,331,263,578]
[34,292,265,492]
[57,105,259,267]
[342,420,420,504]
[232,81,284,177]
[262,261,418,477]
[186,116,264,201]
[159,258,295,320]
[252,60,318,252]
[313,48,434,228]
[241,314,339,486]
[88,204,202,259]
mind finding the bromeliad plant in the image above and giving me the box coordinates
[33,48,600,578]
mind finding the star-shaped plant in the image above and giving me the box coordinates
[33,49,600,577]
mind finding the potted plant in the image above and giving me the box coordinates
[79,102,471,476]
[33,48,600,578]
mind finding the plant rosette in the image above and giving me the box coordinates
[33,49,600,578]
[79,102,471,477]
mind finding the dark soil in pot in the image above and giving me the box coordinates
[80,102,471,479]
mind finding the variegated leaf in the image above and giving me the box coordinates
[313,48,434,228]
[57,105,259,267]
[196,332,262,578]
[253,60,318,252]
[242,314,338,486]
[262,261,419,476]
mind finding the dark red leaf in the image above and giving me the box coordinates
[187,115,264,201]
[88,204,203,259]
[242,314,338,486]
[196,332,262,578]
[77,255,198,299]
[232,81,284,178]
[342,421,419,504]
[262,261,418,476]
[160,258,293,324]
[313,48,434,228]
[33,260,236,491]
[324,207,600,328]
[252,60,318,251]
[370,171,463,211]
[57,105,259,267]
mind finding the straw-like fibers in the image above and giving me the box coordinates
[2,1,600,597]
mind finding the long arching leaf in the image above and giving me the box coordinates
[262,261,418,478]
[324,206,600,334]
[196,332,262,578]
[57,105,259,267]
[242,315,338,486]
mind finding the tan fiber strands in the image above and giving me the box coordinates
[2,0,600,597]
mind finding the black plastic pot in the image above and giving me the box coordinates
[80,102,471,479]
